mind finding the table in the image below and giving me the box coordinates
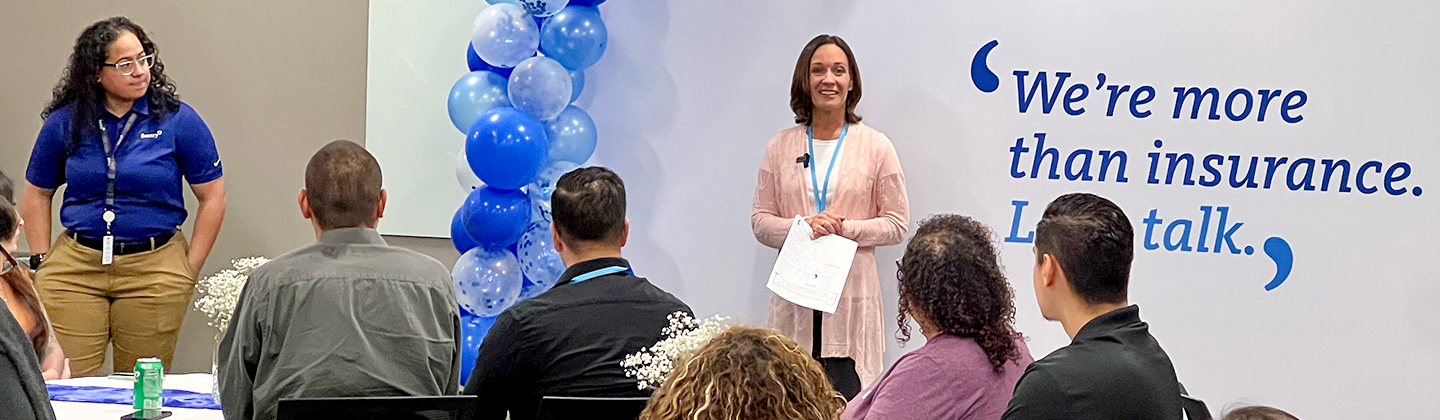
[48,373,223,420]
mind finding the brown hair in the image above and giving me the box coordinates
[897,214,1021,373]
[304,140,383,230]
[639,326,846,420]
[1223,406,1300,420]
[0,200,50,357]
[790,34,863,125]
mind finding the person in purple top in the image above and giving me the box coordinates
[844,214,1033,420]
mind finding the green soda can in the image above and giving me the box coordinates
[133,357,165,416]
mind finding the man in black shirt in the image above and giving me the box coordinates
[1002,193,1183,420]
[463,167,691,420]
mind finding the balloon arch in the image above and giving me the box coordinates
[444,0,609,384]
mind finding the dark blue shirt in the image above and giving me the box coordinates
[25,97,222,240]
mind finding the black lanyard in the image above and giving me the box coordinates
[99,114,138,235]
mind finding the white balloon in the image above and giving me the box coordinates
[456,148,483,192]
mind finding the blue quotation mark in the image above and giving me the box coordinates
[1262,237,1293,291]
[971,40,1000,93]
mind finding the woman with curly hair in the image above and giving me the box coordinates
[21,16,226,376]
[639,326,847,420]
[844,214,1033,420]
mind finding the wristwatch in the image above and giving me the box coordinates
[26,253,43,270]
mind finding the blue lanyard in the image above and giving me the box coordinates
[806,123,848,213]
[569,265,632,284]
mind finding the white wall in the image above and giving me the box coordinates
[369,1,1440,418]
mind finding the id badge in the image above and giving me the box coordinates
[102,235,114,265]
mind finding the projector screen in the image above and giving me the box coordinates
[367,1,1439,418]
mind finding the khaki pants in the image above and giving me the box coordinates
[36,232,195,376]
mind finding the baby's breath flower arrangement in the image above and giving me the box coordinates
[621,311,732,390]
[194,256,269,335]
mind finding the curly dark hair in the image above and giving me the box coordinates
[43,16,181,154]
[639,326,846,420]
[896,214,1022,373]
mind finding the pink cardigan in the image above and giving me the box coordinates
[751,122,911,384]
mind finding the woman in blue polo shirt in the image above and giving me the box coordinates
[19,17,226,376]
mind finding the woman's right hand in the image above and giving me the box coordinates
[42,357,71,380]
[806,213,845,239]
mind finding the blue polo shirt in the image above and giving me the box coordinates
[25,97,223,241]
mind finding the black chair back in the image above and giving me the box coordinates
[535,396,650,420]
[276,395,478,420]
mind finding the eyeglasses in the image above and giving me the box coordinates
[0,247,17,276]
[102,53,156,76]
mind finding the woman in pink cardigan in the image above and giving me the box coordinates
[751,34,910,397]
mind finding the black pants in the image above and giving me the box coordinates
[811,309,862,399]
[820,357,862,400]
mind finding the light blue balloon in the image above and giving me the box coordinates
[453,248,525,317]
[448,71,511,133]
[518,0,570,17]
[471,3,540,68]
[539,6,607,70]
[527,160,579,223]
[545,106,597,164]
[568,69,584,103]
[516,223,566,299]
[508,56,573,121]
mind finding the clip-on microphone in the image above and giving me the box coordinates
[796,153,811,168]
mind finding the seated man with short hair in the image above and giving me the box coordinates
[218,140,460,420]
[1002,192,1183,420]
[463,166,692,420]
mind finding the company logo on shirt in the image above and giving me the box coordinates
[140,129,163,139]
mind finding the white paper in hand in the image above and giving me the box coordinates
[766,216,859,313]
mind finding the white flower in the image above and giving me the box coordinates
[193,256,269,336]
[620,311,732,390]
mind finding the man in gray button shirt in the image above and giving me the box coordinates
[217,140,460,420]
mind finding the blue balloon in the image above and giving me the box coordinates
[458,313,499,385]
[448,71,511,133]
[467,43,514,78]
[517,223,566,299]
[526,160,579,224]
[466,107,550,190]
[461,186,531,249]
[518,0,570,17]
[568,69,584,103]
[471,3,540,68]
[567,0,605,5]
[452,209,480,254]
[508,56,573,121]
[453,247,524,317]
[545,106,597,164]
[539,6,607,70]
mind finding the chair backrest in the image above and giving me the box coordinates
[276,395,478,420]
[536,396,651,420]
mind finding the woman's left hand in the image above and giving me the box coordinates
[187,256,204,279]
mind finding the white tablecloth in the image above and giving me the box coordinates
[48,373,223,420]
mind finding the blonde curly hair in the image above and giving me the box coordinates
[638,326,846,420]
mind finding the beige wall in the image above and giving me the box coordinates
[0,1,457,373]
